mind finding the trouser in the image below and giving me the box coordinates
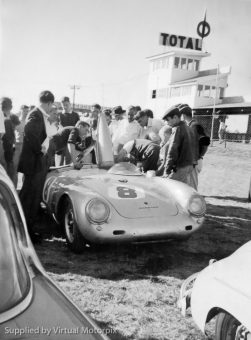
[5,160,17,187]
[169,165,193,186]
[189,159,203,191]
[142,147,160,172]
[19,155,48,236]
[0,140,6,169]
[13,143,23,188]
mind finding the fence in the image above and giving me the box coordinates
[193,114,251,145]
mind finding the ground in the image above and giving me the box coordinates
[35,142,251,340]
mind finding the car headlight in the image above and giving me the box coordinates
[86,198,110,224]
[188,194,206,217]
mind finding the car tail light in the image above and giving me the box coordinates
[188,194,206,217]
[86,199,110,224]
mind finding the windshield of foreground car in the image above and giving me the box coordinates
[0,193,30,314]
[108,162,143,176]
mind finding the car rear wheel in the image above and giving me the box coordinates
[215,312,250,340]
[63,198,86,253]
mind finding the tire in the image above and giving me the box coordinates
[215,312,241,340]
[63,198,86,253]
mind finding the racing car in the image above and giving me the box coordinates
[42,113,206,253]
[178,242,251,340]
[0,165,109,340]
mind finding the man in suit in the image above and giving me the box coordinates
[18,90,55,243]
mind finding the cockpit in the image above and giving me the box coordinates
[108,162,143,176]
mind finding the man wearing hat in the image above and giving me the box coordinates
[59,96,80,165]
[134,109,164,144]
[109,106,126,156]
[162,106,193,185]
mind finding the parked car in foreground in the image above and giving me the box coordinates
[248,176,251,201]
[178,241,251,340]
[0,165,109,340]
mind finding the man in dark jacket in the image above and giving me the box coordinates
[18,90,55,243]
[179,104,210,190]
[2,114,20,186]
[162,106,193,185]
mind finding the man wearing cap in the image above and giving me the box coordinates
[18,90,55,243]
[180,103,210,190]
[162,106,193,185]
[2,114,20,185]
[134,109,164,144]
[117,139,160,172]
[59,96,79,165]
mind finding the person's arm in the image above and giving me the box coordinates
[67,143,78,166]
[164,128,180,175]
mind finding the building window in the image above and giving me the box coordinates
[219,87,224,99]
[170,87,181,97]
[181,85,192,96]
[204,85,210,97]
[194,60,200,71]
[157,88,168,98]
[174,57,180,68]
[197,84,203,97]
[187,59,193,70]
[152,90,156,99]
[211,86,216,99]
[181,58,187,70]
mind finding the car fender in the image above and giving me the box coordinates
[190,242,251,333]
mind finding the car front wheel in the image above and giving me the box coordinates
[215,312,250,340]
[63,198,86,253]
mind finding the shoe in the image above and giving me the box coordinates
[30,232,43,244]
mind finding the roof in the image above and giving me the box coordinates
[193,102,251,115]
[172,72,228,86]
[146,49,210,61]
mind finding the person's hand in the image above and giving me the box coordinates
[41,145,47,155]
[73,161,82,170]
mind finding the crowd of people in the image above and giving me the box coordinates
[0,90,210,243]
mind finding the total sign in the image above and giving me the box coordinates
[159,33,202,51]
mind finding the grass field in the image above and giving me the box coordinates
[36,142,251,340]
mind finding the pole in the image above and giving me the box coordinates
[70,85,81,110]
[210,65,219,146]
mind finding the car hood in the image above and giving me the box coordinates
[79,174,178,218]
[211,241,251,299]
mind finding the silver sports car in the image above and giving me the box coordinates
[43,162,206,253]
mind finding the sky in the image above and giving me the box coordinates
[1,0,251,112]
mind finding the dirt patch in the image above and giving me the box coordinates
[35,143,251,340]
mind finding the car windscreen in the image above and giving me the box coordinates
[0,189,30,313]
[108,162,143,176]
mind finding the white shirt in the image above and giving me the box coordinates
[139,118,164,143]
[123,140,134,154]
[117,120,141,145]
[109,119,125,155]
[0,111,5,134]
[40,107,58,151]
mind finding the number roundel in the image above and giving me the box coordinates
[116,186,137,198]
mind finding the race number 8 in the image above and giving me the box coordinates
[116,186,137,198]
